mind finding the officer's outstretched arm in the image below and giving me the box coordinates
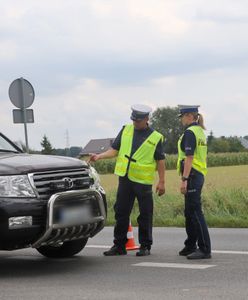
[88,148,118,162]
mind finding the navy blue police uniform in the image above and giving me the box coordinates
[178,105,211,259]
[111,125,165,251]
[180,122,211,255]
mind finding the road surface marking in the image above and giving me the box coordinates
[133,262,216,269]
[212,250,248,255]
[86,245,110,249]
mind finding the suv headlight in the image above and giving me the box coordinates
[0,175,36,197]
[89,166,101,189]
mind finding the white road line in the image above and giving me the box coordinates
[86,245,111,249]
[212,250,248,255]
[133,262,216,270]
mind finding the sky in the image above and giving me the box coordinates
[0,0,248,150]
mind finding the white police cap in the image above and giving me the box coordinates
[178,105,200,117]
[130,104,152,121]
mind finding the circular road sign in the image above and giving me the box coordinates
[9,78,35,109]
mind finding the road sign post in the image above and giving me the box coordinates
[20,78,29,152]
[9,77,35,153]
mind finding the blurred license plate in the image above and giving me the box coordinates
[59,206,92,224]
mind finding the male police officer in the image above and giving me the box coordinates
[89,104,165,256]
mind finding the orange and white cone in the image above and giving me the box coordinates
[125,222,139,251]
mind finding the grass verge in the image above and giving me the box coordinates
[101,165,248,227]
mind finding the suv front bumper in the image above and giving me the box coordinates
[0,188,106,250]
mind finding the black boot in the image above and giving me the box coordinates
[136,245,151,256]
[187,249,211,259]
[179,246,196,256]
[103,245,127,256]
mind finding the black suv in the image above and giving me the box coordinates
[0,132,107,258]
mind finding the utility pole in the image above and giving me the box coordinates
[65,129,70,156]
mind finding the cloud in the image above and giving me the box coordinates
[194,0,248,23]
[0,0,248,149]
[0,41,17,61]
[126,0,190,35]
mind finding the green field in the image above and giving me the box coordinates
[99,165,248,227]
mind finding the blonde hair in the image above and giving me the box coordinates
[198,113,206,130]
[191,112,206,130]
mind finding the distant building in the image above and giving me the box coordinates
[80,138,115,156]
[240,137,248,149]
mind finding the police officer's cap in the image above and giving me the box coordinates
[178,105,200,117]
[130,104,152,121]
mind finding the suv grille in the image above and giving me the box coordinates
[32,168,92,201]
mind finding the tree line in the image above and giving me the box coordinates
[150,106,247,154]
[19,106,247,156]
[19,134,82,157]
[40,135,82,156]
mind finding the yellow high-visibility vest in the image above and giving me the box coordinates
[177,125,207,176]
[114,124,163,184]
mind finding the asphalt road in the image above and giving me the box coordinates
[0,227,248,300]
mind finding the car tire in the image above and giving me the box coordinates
[36,238,88,258]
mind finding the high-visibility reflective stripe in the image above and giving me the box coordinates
[114,124,163,184]
[129,175,154,182]
[129,164,155,171]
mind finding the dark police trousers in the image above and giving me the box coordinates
[113,175,153,249]
[184,171,211,254]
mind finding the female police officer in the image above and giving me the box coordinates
[177,105,211,259]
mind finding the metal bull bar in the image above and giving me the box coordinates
[32,189,106,248]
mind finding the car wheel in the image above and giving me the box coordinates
[36,238,88,258]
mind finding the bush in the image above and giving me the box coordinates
[88,152,248,174]
[207,152,248,167]
[93,158,116,174]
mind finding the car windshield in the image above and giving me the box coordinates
[0,134,20,153]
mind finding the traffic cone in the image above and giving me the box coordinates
[125,222,139,251]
